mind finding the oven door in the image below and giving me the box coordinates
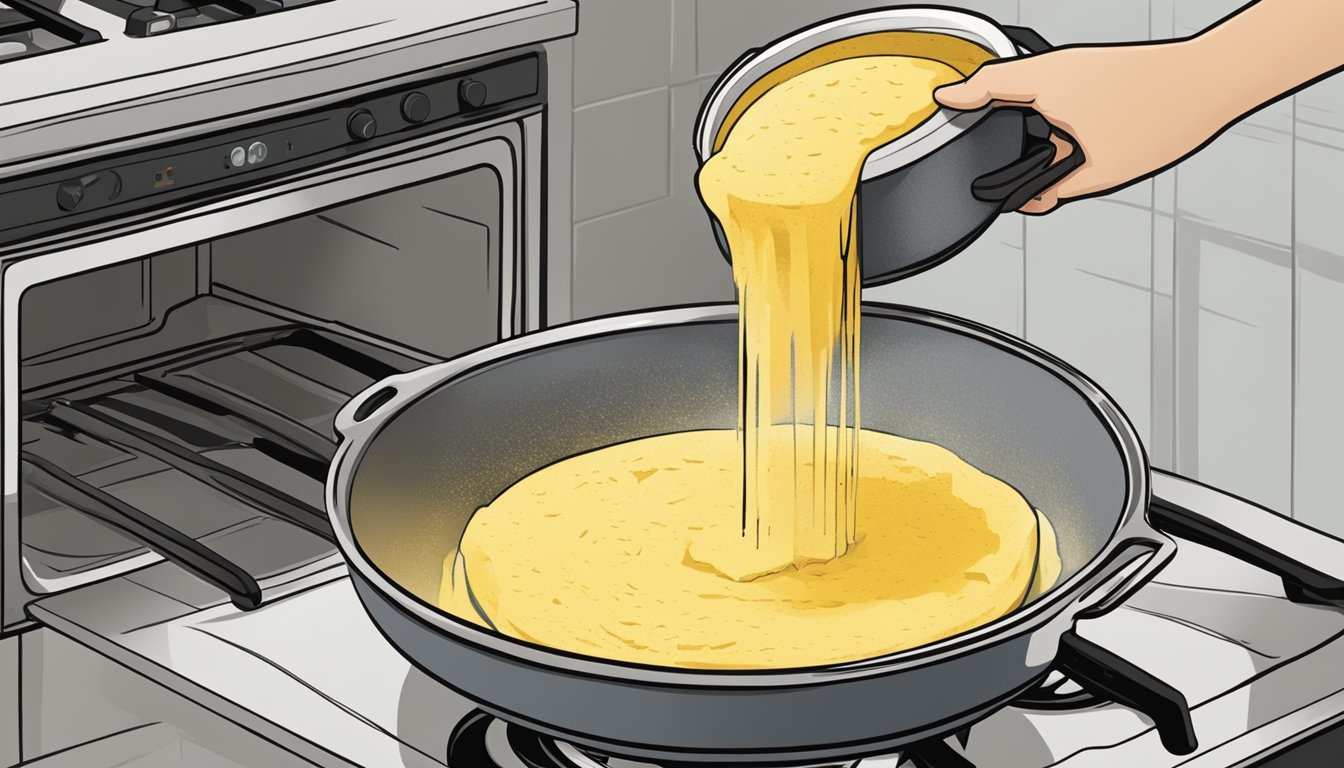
[2,110,541,635]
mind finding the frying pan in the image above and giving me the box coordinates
[326,305,1344,764]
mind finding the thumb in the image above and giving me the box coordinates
[933,62,1037,110]
[933,79,990,110]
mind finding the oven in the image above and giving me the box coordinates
[0,23,569,762]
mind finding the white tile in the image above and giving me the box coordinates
[1019,0,1149,44]
[1191,237,1292,513]
[1173,0,1245,35]
[572,195,733,319]
[1294,256,1344,537]
[573,0,673,106]
[1025,200,1153,447]
[1297,75,1344,136]
[1029,197,1153,289]
[1101,177,1153,209]
[1150,0,1177,39]
[1151,290,1176,468]
[573,89,671,222]
[1295,138,1344,257]
[1153,213,1175,296]
[864,214,1024,336]
[1,636,15,766]
[1153,168,1176,216]
[695,0,823,77]
[672,0,698,83]
[670,77,718,200]
[1175,122,1292,247]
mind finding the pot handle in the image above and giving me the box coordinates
[1150,472,1344,608]
[971,113,1086,212]
[968,25,1088,212]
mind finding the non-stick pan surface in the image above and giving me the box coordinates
[327,304,1172,764]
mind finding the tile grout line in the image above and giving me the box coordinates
[1289,92,1297,519]
[572,84,670,113]
[569,36,577,319]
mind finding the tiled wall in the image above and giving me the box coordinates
[565,0,1344,535]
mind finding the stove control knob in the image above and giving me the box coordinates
[347,109,377,141]
[401,91,431,123]
[458,79,488,109]
[56,171,121,212]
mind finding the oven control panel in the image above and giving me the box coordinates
[0,53,543,246]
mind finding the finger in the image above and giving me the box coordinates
[1042,132,1090,200]
[1018,189,1059,215]
[933,63,1039,110]
[1017,134,1083,214]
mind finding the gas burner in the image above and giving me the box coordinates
[447,710,938,768]
[0,0,101,62]
[1012,670,1107,711]
[81,0,335,38]
[443,635,1202,768]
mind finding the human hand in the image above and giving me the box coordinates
[935,42,1225,215]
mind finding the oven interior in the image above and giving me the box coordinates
[16,168,505,614]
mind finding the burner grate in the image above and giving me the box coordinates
[0,0,102,62]
[81,0,335,37]
[446,709,976,768]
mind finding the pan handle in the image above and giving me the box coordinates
[1150,472,1344,608]
[333,369,431,443]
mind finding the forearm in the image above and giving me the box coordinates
[1186,0,1344,126]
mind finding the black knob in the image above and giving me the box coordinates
[401,91,431,123]
[56,171,120,212]
[458,79,488,109]
[347,109,377,141]
[56,180,86,212]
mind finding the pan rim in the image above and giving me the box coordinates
[326,302,1151,687]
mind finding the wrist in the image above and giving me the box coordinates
[1165,33,1254,132]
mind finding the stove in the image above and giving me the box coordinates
[5,2,1344,767]
[25,469,1344,768]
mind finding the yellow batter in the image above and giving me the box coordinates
[694,50,970,577]
[442,427,1057,669]
[437,36,1061,669]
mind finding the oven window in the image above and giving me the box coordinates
[16,167,503,607]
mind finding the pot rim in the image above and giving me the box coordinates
[326,303,1158,689]
[692,6,1021,181]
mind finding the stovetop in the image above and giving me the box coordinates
[26,471,1344,768]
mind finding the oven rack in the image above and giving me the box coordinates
[21,301,424,608]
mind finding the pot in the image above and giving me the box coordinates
[326,304,1344,764]
[692,7,1085,286]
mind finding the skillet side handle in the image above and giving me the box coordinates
[1071,538,1168,620]
[1150,472,1344,608]
[333,370,424,444]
